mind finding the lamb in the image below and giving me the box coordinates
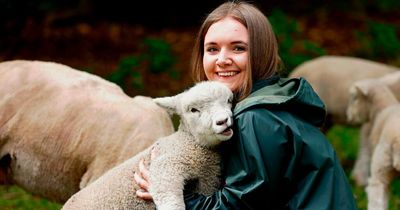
[62,81,234,210]
[0,60,174,203]
[289,55,399,129]
[346,79,400,210]
[347,71,400,186]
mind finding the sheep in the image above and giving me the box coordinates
[289,55,399,129]
[346,71,400,186]
[62,81,234,210]
[346,79,400,210]
[0,60,174,203]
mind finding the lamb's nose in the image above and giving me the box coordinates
[216,118,228,126]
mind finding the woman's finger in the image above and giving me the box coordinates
[136,189,153,200]
[134,172,149,190]
[139,159,150,181]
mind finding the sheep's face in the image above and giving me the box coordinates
[154,81,234,147]
[346,84,370,124]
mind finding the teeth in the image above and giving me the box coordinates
[218,72,237,77]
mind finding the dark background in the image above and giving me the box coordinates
[1,0,399,97]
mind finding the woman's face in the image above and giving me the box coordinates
[203,17,249,93]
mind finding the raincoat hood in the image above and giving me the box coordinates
[234,75,327,127]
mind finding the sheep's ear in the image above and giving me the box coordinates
[354,83,369,96]
[153,96,178,116]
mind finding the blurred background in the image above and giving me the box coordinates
[0,0,399,209]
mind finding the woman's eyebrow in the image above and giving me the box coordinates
[231,41,248,45]
[204,42,217,46]
[204,41,248,46]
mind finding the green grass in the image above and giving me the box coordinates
[0,185,61,210]
[1,125,399,209]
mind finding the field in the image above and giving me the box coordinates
[1,125,400,209]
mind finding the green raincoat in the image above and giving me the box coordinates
[184,76,357,210]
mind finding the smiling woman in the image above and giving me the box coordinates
[203,17,248,93]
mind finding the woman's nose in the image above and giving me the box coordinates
[216,51,232,66]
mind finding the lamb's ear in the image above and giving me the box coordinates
[354,83,369,96]
[153,96,179,116]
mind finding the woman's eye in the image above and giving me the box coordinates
[190,108,200,113]
[233,46,246,52]
[206,47,218,53]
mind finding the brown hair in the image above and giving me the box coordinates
[191,1,282,100]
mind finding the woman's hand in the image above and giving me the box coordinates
[134,159,152,199]
[134,147,159,200]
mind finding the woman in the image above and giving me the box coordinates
[135,1,357,209]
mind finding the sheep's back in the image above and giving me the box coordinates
[0,60,174,202]
[289,55,398,124]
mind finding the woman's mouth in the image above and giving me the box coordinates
[217,71,238,77]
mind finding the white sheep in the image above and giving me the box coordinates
[0,60,174,203]
[289,55,399,128]
[62,81,234,210]
[346,79,400,210]
[347,71,400,186]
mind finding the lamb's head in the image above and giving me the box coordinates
[154,81,234,147]
[346,80,374,124]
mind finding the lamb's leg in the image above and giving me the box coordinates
[149,157,186,210]
[352,122,372,186]
[392,139,400,173]
[366,140,394,210]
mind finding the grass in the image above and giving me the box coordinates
[0,185,61,210]
[0,124,399,209]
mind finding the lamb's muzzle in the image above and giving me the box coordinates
[213,110,233,140]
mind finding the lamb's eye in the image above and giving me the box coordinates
[190,108,200,113]
[228,97,233,104]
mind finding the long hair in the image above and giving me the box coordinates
[191,1,282,100]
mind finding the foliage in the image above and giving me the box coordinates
[344,0,400,12]
[268,10,326,75]
[141,38,177,75]
[107,38,179,90]
[355,21,400,60]
[108,56,142,89]
[326,125,359,170]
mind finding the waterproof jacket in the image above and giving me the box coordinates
[184,76,357,210]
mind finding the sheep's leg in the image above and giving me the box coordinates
[352,122,372,186]
[149,157,186,210]
[367,140,394,210]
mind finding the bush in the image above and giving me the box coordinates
[268,9,326,75]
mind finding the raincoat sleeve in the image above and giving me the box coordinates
[184,109,295,209]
